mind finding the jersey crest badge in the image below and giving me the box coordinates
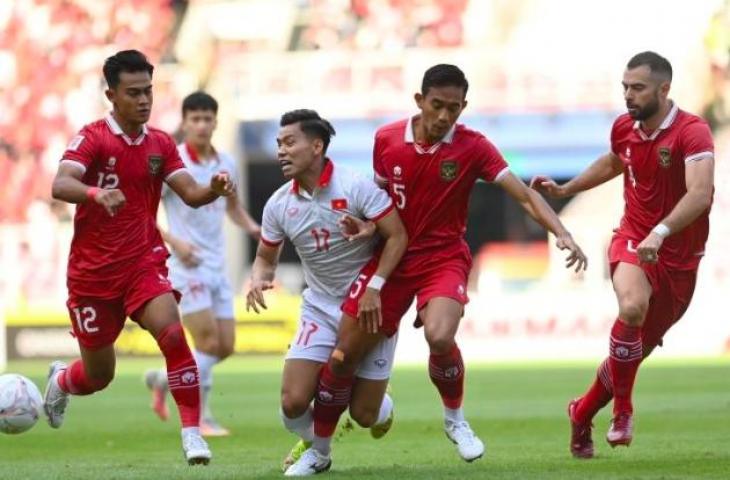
[440,160,458,181]
[331,198,348,211]
[148,155,163,176]
[658,147,671,168]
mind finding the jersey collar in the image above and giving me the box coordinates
[105,113,148,146]
[184,142,218,165]
[404,114,456,154]
[291,158,334,195]
[633,101,679,141]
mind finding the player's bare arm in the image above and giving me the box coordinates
[166,170,236,208]
[159,228,201,268]
[225,195,262,240]
[500,172,587,272]
[357,209,408,334]
[246,240,282,313]
[636,156,714,264]
[52,162,126,217]
[530,152,623,198]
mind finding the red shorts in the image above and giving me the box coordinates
[608,234,698,349]
[66,257,180,350]
[342,246,471,337]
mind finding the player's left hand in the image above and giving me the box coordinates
[636,233,663,264]
[211,171,236,197]
[358,288,383,334]
[556,233,588,272]
[338,214,376,242]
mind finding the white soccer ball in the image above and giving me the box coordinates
[0,373,43,434]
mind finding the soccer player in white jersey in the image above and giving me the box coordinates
[145,91,261,436]
[246,109,408,475]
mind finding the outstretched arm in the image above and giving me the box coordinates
[500,172,587,272]
[52,163,126,216]
[166,170,236,208]
[531,152,623,198]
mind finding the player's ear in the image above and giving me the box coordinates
[461,99,468,112]
[312,138,324,156]
[659,80,671,98]
[104,88,115,104]
[414,92,424,109]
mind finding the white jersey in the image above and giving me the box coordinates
[162,143,237,276]
[261,160,393,300]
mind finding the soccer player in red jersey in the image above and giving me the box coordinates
[312,64,587,465]
[44,50,236,465]
[531,51,715,458]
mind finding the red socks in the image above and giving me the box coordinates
[574,358,613,424]
[58,360,110,395]
[429,343,465,409]
[155,322,200,428]
[608,319,642,415]
[312,362,354,438]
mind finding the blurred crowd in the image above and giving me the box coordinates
[291,0,468,50]
[0,0,178,223]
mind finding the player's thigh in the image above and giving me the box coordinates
[349,377,389,425]
[281,359,323,416]
[66,295,126,351]
[335,313,386,371]
[215,317,236,359]
[285,296,339,364]
[182,308,219,350]
[133,292,183,338]
[611,261,653,322]
[420,297,464,350]
[79,343,117,381]
[356,329,398,382]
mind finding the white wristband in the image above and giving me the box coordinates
[367,275,386,291]
[651,223,671,238]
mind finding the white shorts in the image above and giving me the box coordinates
[170,269,235,320]
[285,290,398,380]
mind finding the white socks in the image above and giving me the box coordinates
[375,392,393,425]
[280,407,314,442]
[444,406,465,424]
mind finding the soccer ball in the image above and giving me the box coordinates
[0,373,43,434]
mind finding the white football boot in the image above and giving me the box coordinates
[43,361,70,429]
[182,429,212,465]
[284,448,332,476]
[445,420,485,462]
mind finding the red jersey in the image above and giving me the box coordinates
[61,114,186,297]
[373,116,509,263]
[610,103,714,270]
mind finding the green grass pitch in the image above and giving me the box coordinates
[1,357,728,479]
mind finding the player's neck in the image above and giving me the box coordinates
[296,159,325,194]
[412,116,443,145]
[112,112,145,138]
[640,100,673,133]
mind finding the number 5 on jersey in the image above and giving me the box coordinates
[392,182,406,209]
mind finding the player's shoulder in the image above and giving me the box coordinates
[611,113,635,135]
[265,181,296,209]
[453,122,489,144]
[674,109,711,131]
[216,150,238,171]
[332,164,375,191]
[77,118,110,137]
[375,118,408,140]
[145,125,176,143]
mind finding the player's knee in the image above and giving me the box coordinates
[425,333,454,355]
[617,299,648,325]
[88,370,114,392]
[217,343,234,360]
[349,404,378,428]
[196,332,220,355]
[280,391,310,418]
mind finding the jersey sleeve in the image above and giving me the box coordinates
[476,136,510,182]
[352,175,394,222]
[60,125,97,172]
[260,198,285,247]
[609,117,623,156]
[372,131,388,185]
[680,121,714,163]
[161,134,187,181]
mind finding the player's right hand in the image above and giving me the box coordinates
[529,175,566,198]
[246,279,273,313]
[94,188,126,216]
[556,233,588,272]
[338,214,376,242]
[357,287,383,334]
[172,240,201,268]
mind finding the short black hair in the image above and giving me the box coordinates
[279,109,336,154]
[421,64,469,98]
[627,51,672,82]
[103,50,154,89]
[182,91,218,117]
